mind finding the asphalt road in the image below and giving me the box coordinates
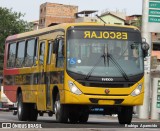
[0,111,160,130]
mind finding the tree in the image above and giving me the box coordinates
[0,7,33,70]
[132,16,142,30]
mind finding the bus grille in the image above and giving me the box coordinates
[78,81,134,88]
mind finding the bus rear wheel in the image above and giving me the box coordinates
[17,93,29,121]
[118,106,133,124]
[54,93,68,123]
[28,104,38,121]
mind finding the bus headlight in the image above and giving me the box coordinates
[131,84,142,96]
[68,81,82,95]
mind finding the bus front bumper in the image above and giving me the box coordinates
[61,90,144,106]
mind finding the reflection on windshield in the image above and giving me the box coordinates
[67,39,144,78]
[84,43,129,80]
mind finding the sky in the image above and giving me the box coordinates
[0,0,142,22]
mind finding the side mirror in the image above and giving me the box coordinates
[142,42,149,51]
[141,42,149,57]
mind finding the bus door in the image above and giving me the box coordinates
[37,40,47,111]
[45,40,54,108]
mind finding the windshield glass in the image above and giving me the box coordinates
[67,27,143,78]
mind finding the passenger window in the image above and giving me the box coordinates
[24,39,36,67]
[57,39,64,67]
[15,41,25,68]
[7,43,17,68]
[39,42,45,65]
[47,41,53,64]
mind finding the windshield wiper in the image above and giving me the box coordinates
[109,54,129,81]
[102,44,109,67]
[85,44,109,80]
[85,45,129,81]
[85,56,103,80]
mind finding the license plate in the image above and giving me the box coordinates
[98,100,115,105]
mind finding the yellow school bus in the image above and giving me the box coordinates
[3,23,148,124]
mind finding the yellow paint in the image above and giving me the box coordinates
[21,85,37,103]
[5,22,142,113]
[62,71,144,106]
[61,89,144,105]
[98,100,115,105]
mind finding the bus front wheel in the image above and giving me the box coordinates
[79,110,89,123]
[54,93,68,123]
[118,106,133,124]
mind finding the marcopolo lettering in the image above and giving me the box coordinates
[84,31,128,40]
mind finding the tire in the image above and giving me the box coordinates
[68,106,89,123]
[54,93,68,123]
[118,106,133,124]
[39,112,44,116]
[68,110,79,123]
[79,111,89,123]
[48,111,53,117]
[17,93,29,121]
[28,104,38,121]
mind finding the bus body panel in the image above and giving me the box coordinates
[62,90,144,105]
[62,73,144,105]
[3,23,144,117]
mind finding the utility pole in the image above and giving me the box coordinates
[138,0,152,119]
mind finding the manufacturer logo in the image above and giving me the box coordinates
[104,89,110,94]
[102,78,113,81]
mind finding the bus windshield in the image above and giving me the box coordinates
[66,27,144,78]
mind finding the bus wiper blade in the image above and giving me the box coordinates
[102,44,109,67]
[102,53,107,66]
[109,54,129,81]
[85,56,102,80]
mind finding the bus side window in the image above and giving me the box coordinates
[33,39,38,66]
[39,42,45,65]
[15,41,25,68]
[7,42,17,68]
[47,41,53,64]
[56,39,64,68]
[24,39,36,67]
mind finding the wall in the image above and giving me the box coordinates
[39,2,78,28]
[100,15,124,25]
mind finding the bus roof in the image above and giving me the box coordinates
[6,22,139,43]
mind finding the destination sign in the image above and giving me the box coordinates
[84,31,128,40]
[67,27,141,41]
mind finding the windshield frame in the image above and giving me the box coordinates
[66,26,144,81]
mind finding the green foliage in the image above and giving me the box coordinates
[132,16,142,30]
[0,7,33,70]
